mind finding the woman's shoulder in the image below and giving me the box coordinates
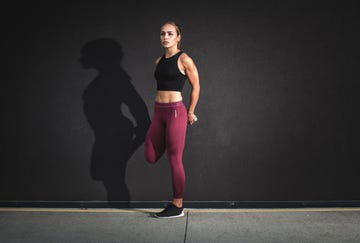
[179,50,190,58]
[179,51,194,65]
[155,56,163,64]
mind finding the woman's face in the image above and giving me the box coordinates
[160,24,180,48]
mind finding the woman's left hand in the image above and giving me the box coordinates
[188,112,198,125]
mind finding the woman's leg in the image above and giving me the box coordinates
[144,109,166,164]
[165,104,188,207]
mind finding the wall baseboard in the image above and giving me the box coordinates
[1,200,359,208]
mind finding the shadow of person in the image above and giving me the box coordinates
[80,38,150,208]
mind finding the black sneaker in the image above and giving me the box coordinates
[154,203,184,218]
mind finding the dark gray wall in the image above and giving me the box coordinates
[1,1,359,203]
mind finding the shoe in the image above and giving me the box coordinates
[154,203,184,218]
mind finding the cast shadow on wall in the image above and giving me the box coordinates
[80,38,150,207]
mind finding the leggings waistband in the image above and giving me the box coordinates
[154,101,184,108]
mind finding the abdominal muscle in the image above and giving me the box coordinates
[155,90,183,103]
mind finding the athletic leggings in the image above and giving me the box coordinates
[144,101,188,198]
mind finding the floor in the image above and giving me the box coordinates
[1,207,360,243]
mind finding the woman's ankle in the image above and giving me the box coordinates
[172,198,183,208]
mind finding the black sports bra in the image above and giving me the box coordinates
[154,51,187,92]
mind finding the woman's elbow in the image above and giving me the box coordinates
[192,83,200,92]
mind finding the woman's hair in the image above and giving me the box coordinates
[162,21,182,48]
[163,21,181,36]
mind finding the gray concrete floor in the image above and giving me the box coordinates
[0,208,360,243]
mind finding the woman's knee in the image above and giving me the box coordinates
[144,146,158,164]
[144,146,153,162]
[145,154,157,164]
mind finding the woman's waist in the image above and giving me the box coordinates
[155,90,182,103]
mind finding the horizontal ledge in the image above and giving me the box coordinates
[2,207,360,213]
[0,200,359,209]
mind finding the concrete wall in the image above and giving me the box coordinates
[1,1,359,204]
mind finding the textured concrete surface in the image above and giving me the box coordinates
[186,210,360,243]
[0,208,360,243]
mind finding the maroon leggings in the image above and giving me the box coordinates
[144,101,188,198]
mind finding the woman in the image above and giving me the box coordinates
[144,21,200,218]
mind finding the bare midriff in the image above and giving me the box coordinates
[155,90,183,103]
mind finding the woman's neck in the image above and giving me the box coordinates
[164,47,180,58]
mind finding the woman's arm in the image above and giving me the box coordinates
[181,53,200,124]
